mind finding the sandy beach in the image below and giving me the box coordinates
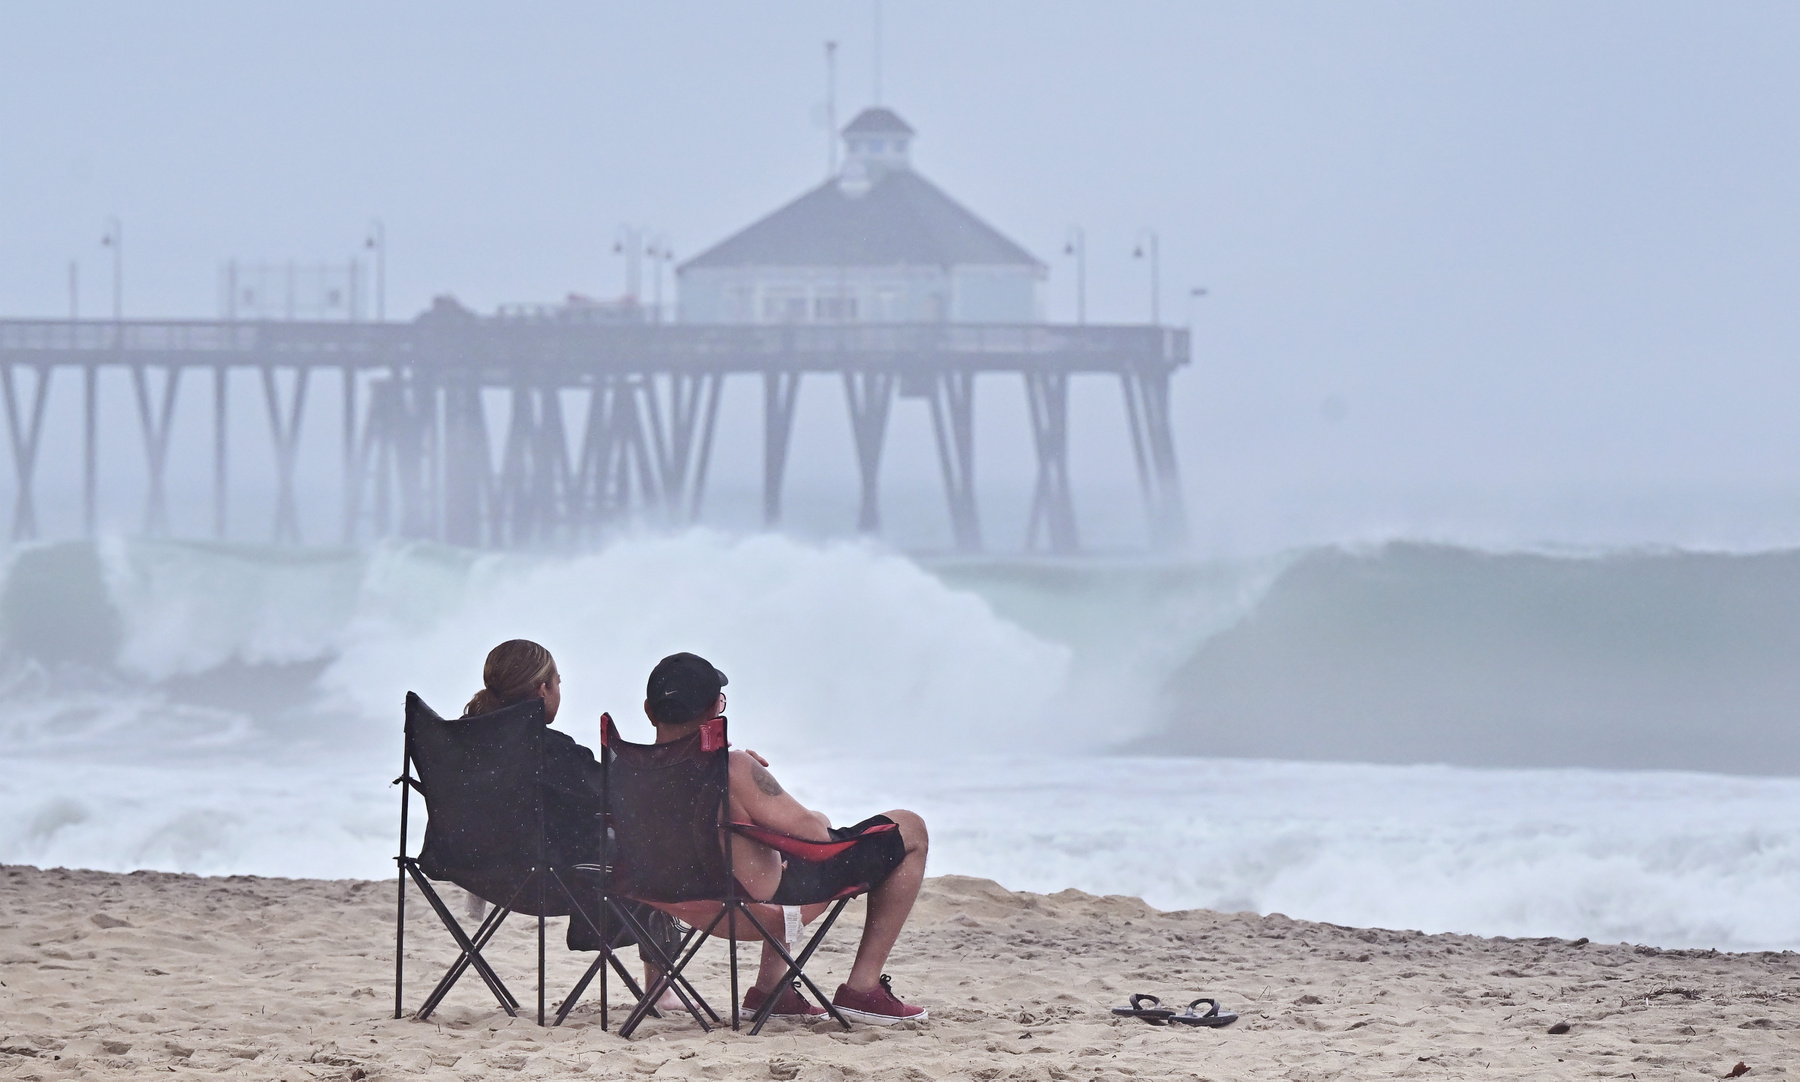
[0,865,1793,1081]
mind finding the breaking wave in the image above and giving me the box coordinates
[1,533,1797,949]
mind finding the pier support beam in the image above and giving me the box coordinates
[83,364,97,537]
[356,375,437,541]
[762,372,801,527]
[643,372,723,525]
[495,383,571,547]
[1119,369,1187,550]
[261,365,311,544]
[574,377,658,534]
[919,370,980,552]
[441,381,491,547]
[341,365,358,545]
[214,366,229,539]
[1,364,52,541]
[131,364,182,537]
[1024,370,1078,553]
[843,371,894,534]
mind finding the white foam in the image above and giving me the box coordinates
[321,531,1074,757]
[3,750,1796,951]
[772,754,1800,951]
[3,533,1798,952]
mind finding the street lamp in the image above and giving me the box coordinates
[1132,229,1160,326]
[613,224,644,304]
[101,216,122,321]
[365,219,386,322]
[91,217,121,540]
[1186,286,1208,328]
[645,234,674,323]
[1062,226,1086,325]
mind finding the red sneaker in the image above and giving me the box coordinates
[831,975,928,1025]
[740,981,828,1020]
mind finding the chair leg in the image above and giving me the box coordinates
[537,912,547,1027]
[555,941,650,1027]
[614,910,723,1030]
[418,903,518,1020]
[393,863,407,1019]
[658,919,722,1023]
[407,867,519,1020]
[619,906,729,1039]
[616,909,725,1037]
[737,898,855,1035]
[639,919,721,1027]
[728,905,740,1032]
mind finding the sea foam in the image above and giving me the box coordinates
[1,532,1796,951]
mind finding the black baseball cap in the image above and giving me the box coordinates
[645,652,728,726]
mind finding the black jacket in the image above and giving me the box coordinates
[539,725,607,869]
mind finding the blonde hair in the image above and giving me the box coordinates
[463,639,556,718]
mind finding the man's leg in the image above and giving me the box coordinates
[844,809,928,993]
[651,900,830,993]
[752,902,830,991]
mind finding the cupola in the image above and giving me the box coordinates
[838,107,915,196]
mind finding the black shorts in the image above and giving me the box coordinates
[767,814,907,906]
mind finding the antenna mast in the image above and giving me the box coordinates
[872,0,883,105]
[826,41,839,176]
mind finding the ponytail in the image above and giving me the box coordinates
[463,639,556,718]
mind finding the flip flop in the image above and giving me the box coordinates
[1111,993,1176,1025]
[1169,998,1238,1027]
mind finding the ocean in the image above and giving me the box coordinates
[1,532,1796,952]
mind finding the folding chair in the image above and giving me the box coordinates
[392,692,704,1027]
[589,712,900,1037]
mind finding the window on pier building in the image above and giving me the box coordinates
[814,295,859,322]
[761,292,808,323]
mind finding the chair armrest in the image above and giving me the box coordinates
[728,820,897,863]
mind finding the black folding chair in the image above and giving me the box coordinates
[392,692,703,1027]
[590,712,899,1037]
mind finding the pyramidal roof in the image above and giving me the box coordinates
[841,106,914,136]
[680,109,1042,272]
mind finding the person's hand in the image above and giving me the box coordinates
[742,749,770,767]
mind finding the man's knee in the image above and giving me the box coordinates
[885,809,928,856]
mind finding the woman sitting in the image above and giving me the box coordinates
[462,638,682,1012]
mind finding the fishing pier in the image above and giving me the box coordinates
[0,315,1188,553]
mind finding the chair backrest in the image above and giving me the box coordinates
[600,714,733,903]
[405,692,571,915]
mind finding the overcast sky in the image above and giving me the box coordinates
[3,2,1799,554]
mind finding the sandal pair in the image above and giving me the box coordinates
[1111,994,1238,1027]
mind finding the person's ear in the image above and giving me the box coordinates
[643,698,653,722]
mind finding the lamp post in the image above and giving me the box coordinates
[644,235,674,323]
[614,224,644,305]
[1186,287,1208,328]
[365,219,386,322]
[101,217,122,321]
[1062,226,1086,325]
[90,217,121,538]
[1132,229,1160,326]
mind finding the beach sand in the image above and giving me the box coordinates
[0,865,1793,1080]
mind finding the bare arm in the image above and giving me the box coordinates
[729,750,832,840]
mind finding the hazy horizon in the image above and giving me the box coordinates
[5,2,1800,556]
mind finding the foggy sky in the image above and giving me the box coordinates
[3,2,1799,554]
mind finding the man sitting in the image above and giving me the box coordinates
[642,652,930,1025]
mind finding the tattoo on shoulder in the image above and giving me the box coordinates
[751,763,783,797]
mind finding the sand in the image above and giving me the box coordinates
[0,865,1794,1081]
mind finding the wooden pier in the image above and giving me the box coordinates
[0,314,1188,553]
